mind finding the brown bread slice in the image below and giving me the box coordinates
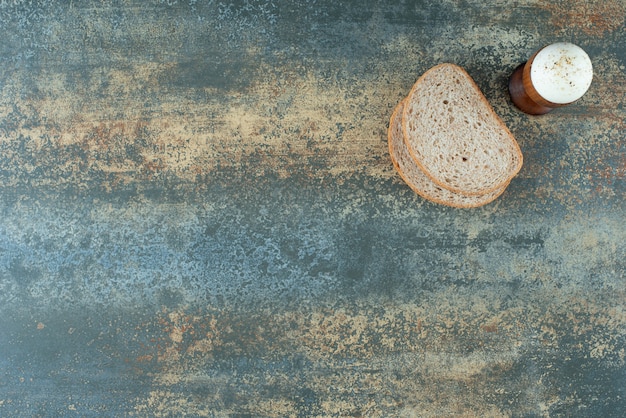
[388,99,507,208]
[402,63,523,196]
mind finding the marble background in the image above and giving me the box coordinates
[0,1,624,416]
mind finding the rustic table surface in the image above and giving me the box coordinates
[1,1,625,416]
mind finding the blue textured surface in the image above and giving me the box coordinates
[1,1,625,416]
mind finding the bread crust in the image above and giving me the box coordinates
[388,99,507,208]
[402,63,523,196]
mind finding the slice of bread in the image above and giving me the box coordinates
[389,99,507,208]
[402,63,523,196]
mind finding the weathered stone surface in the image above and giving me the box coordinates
[0,1,624,416]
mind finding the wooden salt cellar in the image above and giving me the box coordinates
[508,53,557,115]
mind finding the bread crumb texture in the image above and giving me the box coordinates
[403,64,522,196]
[389,100,506,207]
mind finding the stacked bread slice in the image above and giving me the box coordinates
[388,63,523,208]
